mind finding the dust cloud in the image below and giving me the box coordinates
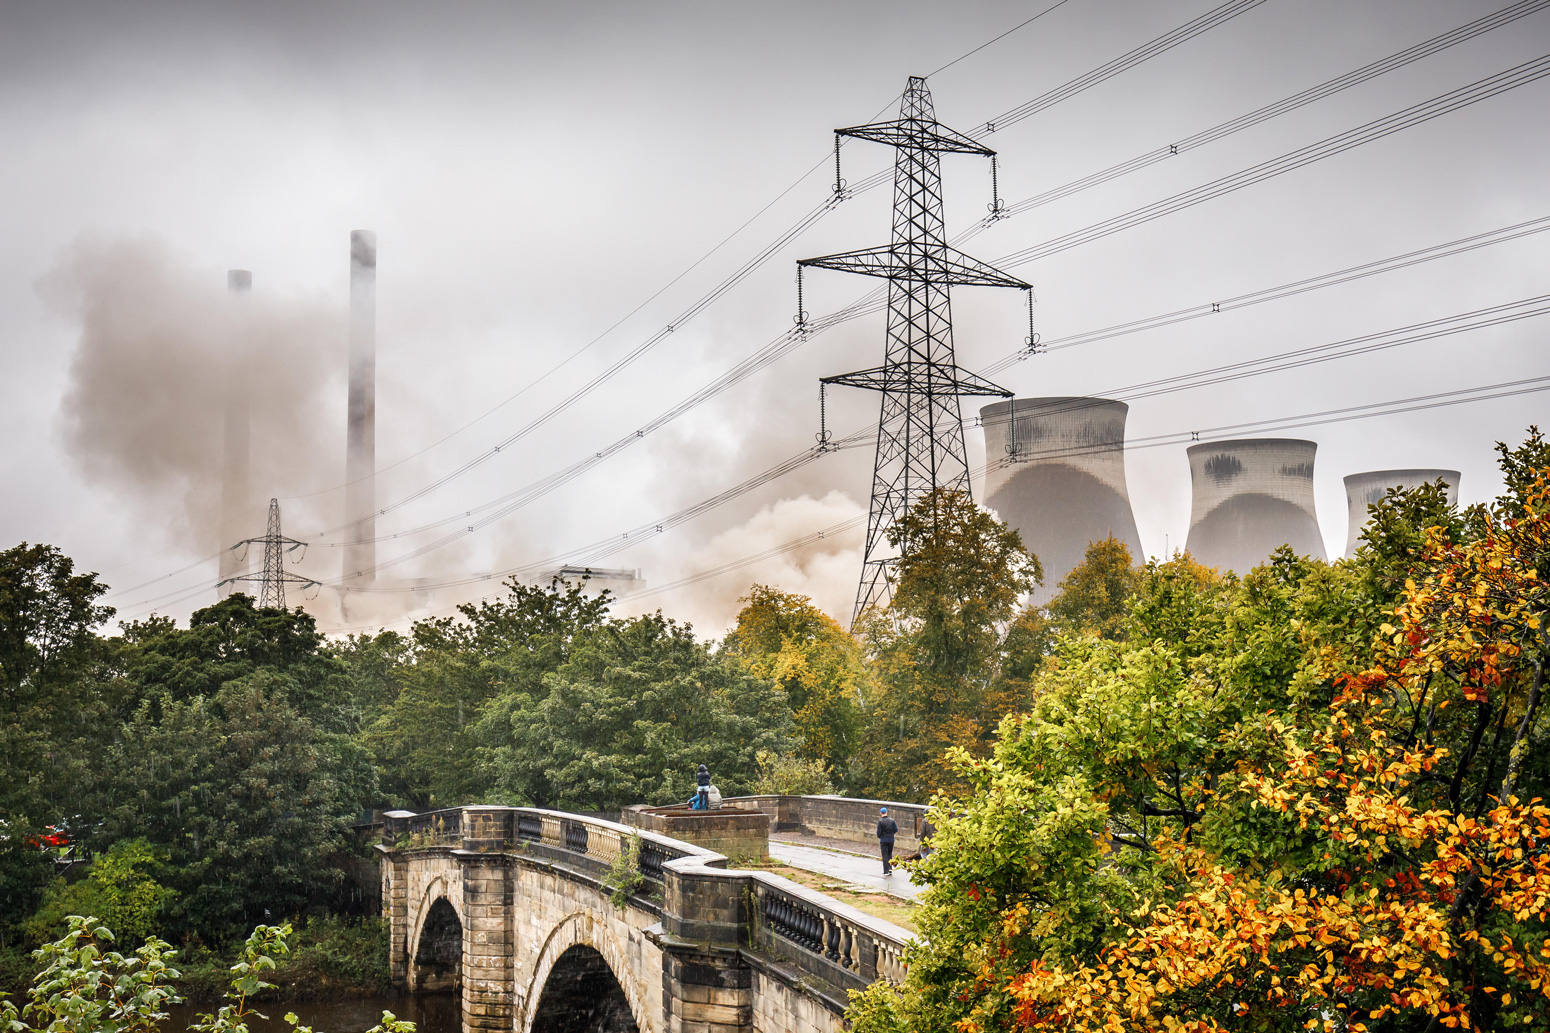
[620,490,865,638]
[45,234,342,554]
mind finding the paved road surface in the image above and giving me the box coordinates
[767,840,923,901]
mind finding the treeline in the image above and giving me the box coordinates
[0,427,1163,962]
[14,430,1545,1029]
[0,472,1097,958]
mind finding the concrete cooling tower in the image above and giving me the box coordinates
[1184,438,1326,573]
[979,397,1144,602]
[1343,469,1460,558]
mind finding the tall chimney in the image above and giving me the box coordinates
[344,231,377,584]
[218,270,252,598]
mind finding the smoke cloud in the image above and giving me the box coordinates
[46,233,343,551]
[621,489,864,637]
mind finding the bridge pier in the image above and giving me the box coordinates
[462,854,516,1033]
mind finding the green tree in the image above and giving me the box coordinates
[481,612,794,810]
[367,578,611,809]
[97,673,373,944]
[0,543,116,947]
[723,586,865,783]
[27,840,173,946]
[857,490,1041,800]
[1043,535,1141,641]
[117,595,344,728]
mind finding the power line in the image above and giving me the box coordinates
[993,53,1550,268]
[975,0,1550,224]
[924,0,1077,79]
[303,0,1268,539]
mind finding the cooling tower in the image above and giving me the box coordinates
[1343,469,1460,558]
[218,269,252,598]
[1184,438,1326,573]
[344,231,376,585]
[979,397,1144,603]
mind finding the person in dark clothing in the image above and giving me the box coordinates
[695,764,711,811]
[918,814,937,858]
[876,807,898,875]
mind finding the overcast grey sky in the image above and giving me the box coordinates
[2,0,1548,636]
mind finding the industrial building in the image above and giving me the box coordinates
[1342,468,1460,557]
[1184,437,1326,574]
[979,396,1144,601]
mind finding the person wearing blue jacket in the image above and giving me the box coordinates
[876,806,898,875]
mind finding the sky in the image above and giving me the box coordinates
[2,0,1548,638]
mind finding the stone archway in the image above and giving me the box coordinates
[522,912,646,1033]
[411,896,463,993]
[529,944,639,1033]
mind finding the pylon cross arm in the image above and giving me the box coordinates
[835,118,992,156]
[821,364,1012,398]
[799,245,1029,289]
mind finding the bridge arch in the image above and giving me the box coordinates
[522,912,644,1033]
[409,879,464,993]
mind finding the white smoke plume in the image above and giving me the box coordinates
[619,489,864,639]
[45,233,343,557]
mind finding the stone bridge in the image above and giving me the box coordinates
[379,805,912,1033]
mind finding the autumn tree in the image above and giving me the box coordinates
[723,585,865,784]
[847,433,1550,1033]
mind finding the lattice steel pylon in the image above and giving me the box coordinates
[219,498,317,609]
[800,76,1031,624]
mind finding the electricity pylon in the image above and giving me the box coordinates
[799,76,1031,624]
[219,498,316,609]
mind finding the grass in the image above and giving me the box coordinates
[741,858,918,934]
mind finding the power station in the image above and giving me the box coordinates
[1343,468,1460,557]
[979,396,1143,600]
[1184,438,1326,574]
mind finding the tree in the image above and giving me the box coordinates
[481,612,794,810]
[27,839,173,946]
[117,595,343,727]
[367,578,611,809]
[1044,535,1142,641]
[0,543,116,947]
[846,435,1550,1033]
[857,490,1041,800]
[723,586,865,783]
[97,673,373,944]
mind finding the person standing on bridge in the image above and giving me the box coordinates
[876,806,898,876]
[695,764,711,810]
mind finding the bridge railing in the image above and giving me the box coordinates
[748,873,910,985]
[383,805,721,894]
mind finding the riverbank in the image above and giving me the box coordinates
[0,916,393,1005]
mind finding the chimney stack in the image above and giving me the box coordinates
[218,270,252,598]
[344,231,376,585]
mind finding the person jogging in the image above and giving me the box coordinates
[876,806,898,875]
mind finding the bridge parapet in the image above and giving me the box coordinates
[381,805,912,1033]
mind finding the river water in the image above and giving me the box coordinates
[163,993,459,1033]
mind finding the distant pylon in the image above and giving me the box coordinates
[799,76,1031,624]
[220,498,317,609]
